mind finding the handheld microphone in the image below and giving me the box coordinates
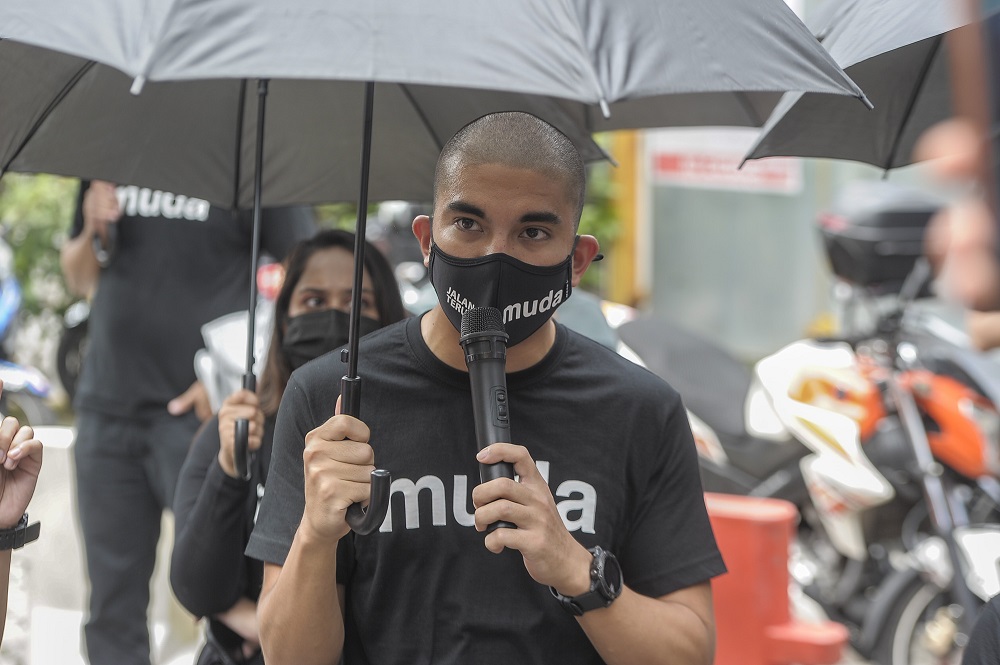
[460,306,515,532]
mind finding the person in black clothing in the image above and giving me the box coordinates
[963,594,1000,665]
[60,180,315,665]
[170,230,407,664]
[248,112,725,665]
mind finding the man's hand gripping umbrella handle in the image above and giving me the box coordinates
[341,374,391,535]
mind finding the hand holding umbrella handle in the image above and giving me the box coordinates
[91,223,118,268]
[233,373,256,482]
[341,375,392,535]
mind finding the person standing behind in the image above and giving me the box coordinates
[60,180,315,665]
[249,112,725,665]
[169,230,406,665]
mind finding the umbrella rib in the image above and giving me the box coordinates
[554,0,611,112]
[883,37,943,170]
[1,58,96,177]
[398,84,445,151]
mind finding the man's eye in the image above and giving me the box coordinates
[521,227,550,240]
[455,218,480,231]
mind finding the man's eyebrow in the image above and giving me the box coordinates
[445,201,485,218]
[445,200,562,225]
[519,211,561,225]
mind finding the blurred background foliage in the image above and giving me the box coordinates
[0,173,78,319]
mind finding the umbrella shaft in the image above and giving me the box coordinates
[244,79,269,376]
[345,81,376,386]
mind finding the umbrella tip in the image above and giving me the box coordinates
[599,98,610,119]
[859,93,874,111]
[129,76,146,95]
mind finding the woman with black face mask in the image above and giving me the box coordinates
[169,229,406,665]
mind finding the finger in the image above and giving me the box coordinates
[335,394,342,416]
[304,437,375,467]
[222,405,261,422]
[167,393,193,415]
[483,524,527,555]
[0,416,21,458]
[3,425,35,465]
[225,389,259,407]
[314,414,370,445]
[471,476,529,510]
[5,437,42,470]
[476,444,541,484]
[309,477,375,511]
[474,498,531,533]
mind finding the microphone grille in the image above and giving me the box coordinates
[461,306,505,337]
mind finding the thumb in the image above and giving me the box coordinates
[335,394,342,417]
[168,390,194,415]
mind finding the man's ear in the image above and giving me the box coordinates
[413,215,432,266]
[570,234,601,287]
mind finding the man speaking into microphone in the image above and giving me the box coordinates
[247,112,726,665]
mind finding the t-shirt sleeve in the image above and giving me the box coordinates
[259,206,317,261]
[170,416,252,617]
[617,393,726,599]
[245,375,312,565]
[963,594,1000,665]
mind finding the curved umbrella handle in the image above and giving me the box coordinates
[91,223,118,268]
[233,373,256,482]
[340,375,391,535]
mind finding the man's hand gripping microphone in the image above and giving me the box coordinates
[460,307,516,532]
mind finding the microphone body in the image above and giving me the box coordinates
[460,307,515,531]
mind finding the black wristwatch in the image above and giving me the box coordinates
[550,546,623,616]
[0,513,40,551]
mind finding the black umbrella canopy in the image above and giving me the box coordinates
[743,0,988,170]
[0,40,613,209]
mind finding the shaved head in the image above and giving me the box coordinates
[433,112,586,227]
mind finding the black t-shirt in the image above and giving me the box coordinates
[70,182,315,416]
[247,315,726,665]
[963,595,1000,665]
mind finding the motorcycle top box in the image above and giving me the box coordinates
[818,181,941,294]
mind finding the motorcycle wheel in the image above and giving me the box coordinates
[872,579,966,665]
[56,320,89,402]
[0,392,56,427]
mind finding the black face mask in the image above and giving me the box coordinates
[282,308,381,370]
[428,241,575,346]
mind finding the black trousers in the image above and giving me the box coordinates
[74,407,200,665]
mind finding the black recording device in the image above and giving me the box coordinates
[460,306,516,532]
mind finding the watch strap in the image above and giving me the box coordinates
[0,513,40,551]
[549,546,622,616]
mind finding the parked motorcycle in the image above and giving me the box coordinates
[0,232,55,425]
[56,298,89,403]
[622,182,1000,665]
